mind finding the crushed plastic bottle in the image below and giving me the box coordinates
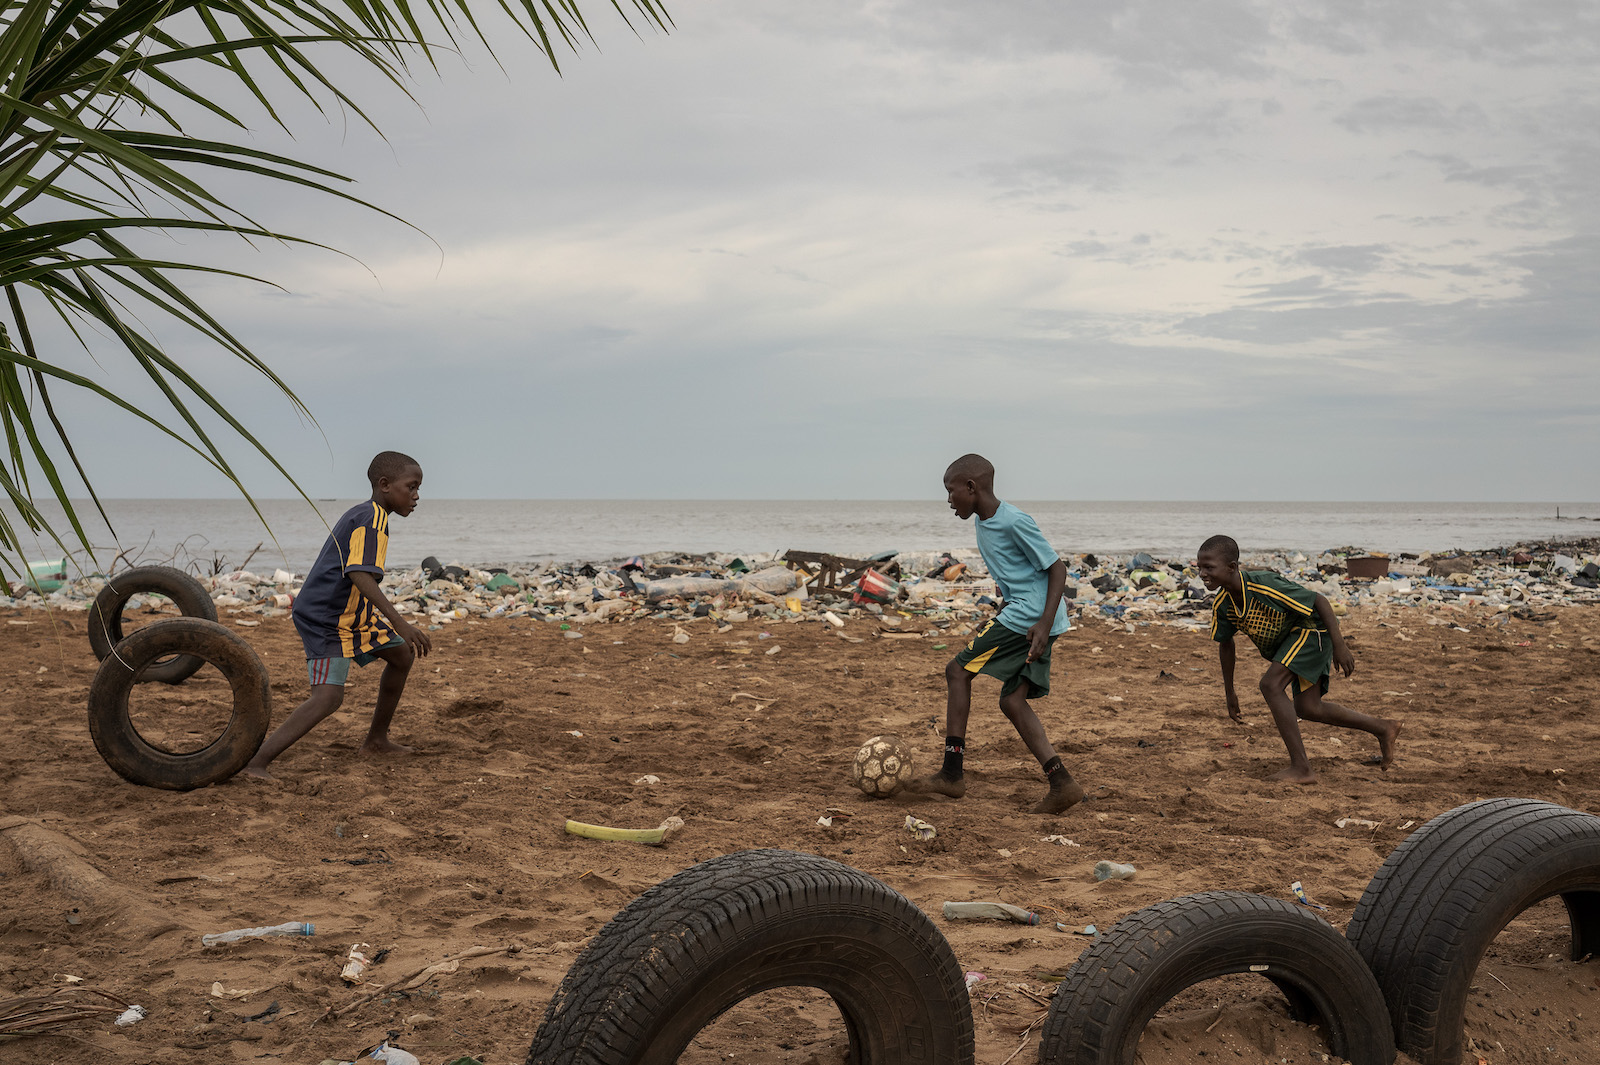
[370,1042,421,1065]
[201,921,314,947]
[1094,860,1137,882]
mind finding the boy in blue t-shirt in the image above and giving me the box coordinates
[909,454,1084,814]
[243,451,433,779]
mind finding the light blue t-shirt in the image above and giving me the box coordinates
[975,501,1070,637]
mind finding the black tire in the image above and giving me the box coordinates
[87,617,270,790]
[525,848,974,1065]
[87,566,218,684]
[1346,798,1600,1064]
[1038,891,1394,1065]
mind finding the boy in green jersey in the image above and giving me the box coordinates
[1197,534,1399,784]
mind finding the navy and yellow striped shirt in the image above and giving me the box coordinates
[1210,569,1324,658]
[292,501,396,659]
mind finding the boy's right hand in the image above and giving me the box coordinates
[1225,688,1243,723]
[398,620,433,657]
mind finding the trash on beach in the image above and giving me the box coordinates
[564,816,684,846]
[341,943,377,984]
[964,971,986,989]
[824,611,846,628]
[904,815,937,842]
[632,774,661,785]
[369,1042,421,1065]
[941,900,1040,925]
[1057,922,1099,936]
[113,1004,147,1026]
[1093,860,1137,882]
[211,982,273,999]
[201,921,314,947]
[1335,817,1380,830]
[1290,881,1329,911]
[1040,835,1080,846]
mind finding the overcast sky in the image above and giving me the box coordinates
[36,0,1600,501]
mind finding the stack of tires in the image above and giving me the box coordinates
[1039,797,1600,1065]
[529,801,1600,1065]
[86,566,270,790]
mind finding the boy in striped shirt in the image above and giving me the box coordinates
[243,451,433,779]
[1197,534,1399,784]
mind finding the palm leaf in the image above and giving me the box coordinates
[0,0,670,579]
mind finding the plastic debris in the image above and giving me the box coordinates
[941,900,1039,925]
[369,1043,421,1065]
[114,1004,146,1026]
[1290,881,1328,911]
[8,540,1594,637]
[341,943,375,984]
[1335,817,1380,830]
[904,815,937,842]
[564,816,684,846]
[964,971,986,989]
[202,921,314,947]
[1093,860,1137,882]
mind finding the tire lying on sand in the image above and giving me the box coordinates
[1038,891,1395,1065]
[525,848,974,1065]
[87,565,217,684]
[1346,797,1600,1065]
[87,617,270,790]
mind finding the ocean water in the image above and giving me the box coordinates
[4,499,1597,574]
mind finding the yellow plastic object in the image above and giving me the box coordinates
[564,817,683,846]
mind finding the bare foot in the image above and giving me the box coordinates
[1377,721,1401,767]
[906,772,966,799]
[1031,776,1086,815]
[358,738,415,757]
[239,764,276,781]
[1272,765,1319,785]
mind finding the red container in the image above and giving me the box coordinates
[853,569,900,605]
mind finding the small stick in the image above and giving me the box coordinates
[234,542,262,573]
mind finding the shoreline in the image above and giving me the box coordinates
[8,537,1598,630]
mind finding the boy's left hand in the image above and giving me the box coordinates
[1333,639,1355,677]
[1025,620,1049,662]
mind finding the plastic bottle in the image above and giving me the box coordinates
[941,900,1040,925]
[1094,860,1137,882]
[370,1043,421,1065]
[201,921,314,947]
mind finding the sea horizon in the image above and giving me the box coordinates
[4,498,1596,575]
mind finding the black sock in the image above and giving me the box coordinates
[1042,755,1069,783]
[941,736,965,777]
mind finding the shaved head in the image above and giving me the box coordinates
[1198,534,1240,563]
[368,450,420,486]
[945,453,994,485]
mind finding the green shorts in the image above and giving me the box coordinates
[307,636,406,687]
[955,620,1057,699]
[1273,626,1332,695]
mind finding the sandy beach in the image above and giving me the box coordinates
[2,593,1598,1064]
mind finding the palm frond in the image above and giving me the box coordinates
[0,0,670,576]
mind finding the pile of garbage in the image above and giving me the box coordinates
[3,540,1596,632]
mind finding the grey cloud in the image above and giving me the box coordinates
[1334,95,1487,134]
[1295,244,1390,273]
[979,152,1126,195]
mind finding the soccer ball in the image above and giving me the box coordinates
[851,735,913,798]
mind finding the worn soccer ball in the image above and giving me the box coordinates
[851,735,912,798]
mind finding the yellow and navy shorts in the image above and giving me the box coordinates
[1272,626,1333,695]
[306,636,407,687]
[955,620,1058,699]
